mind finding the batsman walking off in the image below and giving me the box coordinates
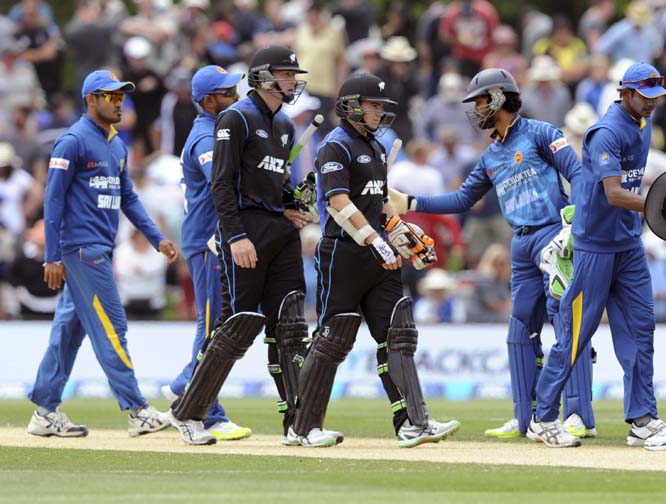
[531,62,666,450]
[168,46,312,445]
[289,73,460,448]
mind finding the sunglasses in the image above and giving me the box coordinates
[622,76,666,88]
[210,86,237,98]
[93,92,125,104]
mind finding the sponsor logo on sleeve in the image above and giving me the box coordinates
[216,128,230,140]
[549,138,569,153]
[198,151,213,165]
[320,161,344,174]
[356,155,372,164]
[256,129,269,138]
[49,157,70,170]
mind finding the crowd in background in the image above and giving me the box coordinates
[1,0,666,322]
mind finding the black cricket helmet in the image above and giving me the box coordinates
[335,73,397,133]
[463,68,520,130]
[248,45,307,103]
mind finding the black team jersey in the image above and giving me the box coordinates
[211,90,295,244]
[315,120,388,239]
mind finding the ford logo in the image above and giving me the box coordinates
[357,155,371,164]
[256,129,269,138]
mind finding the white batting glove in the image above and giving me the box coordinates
[369,236,398,266]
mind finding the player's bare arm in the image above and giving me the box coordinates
[329,193,401,270]
[602,176,646,212]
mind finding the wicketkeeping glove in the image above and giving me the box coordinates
[382,215,437,269]
[293,172,319,223]
[387,187,417,215]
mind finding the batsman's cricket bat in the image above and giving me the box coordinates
[284,114,324,181]
[386,138,402,172]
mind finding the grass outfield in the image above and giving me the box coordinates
[1,398,665,503]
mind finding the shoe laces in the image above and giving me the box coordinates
[47,408,75,429]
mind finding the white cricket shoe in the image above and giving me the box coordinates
[644,423,666,451]
[397,419,460,448]
[286,426,344,447]
[28,408,88,438]
[627,417,666,447]
[167,410,217,445]
[128,405,170,437]
[527,415,581,447]
[484,418,521,439]
[160,384,179,402]
[563,413,597,438]
[207,420,252,441]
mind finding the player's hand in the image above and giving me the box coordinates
[231,238,258,269]
[294,172,320,223]
[388,187,417,215]
[158,240,179,264]
[284,209,307,229]
[383,216,438,269]
[369,236,401,270]
[43,262,66,290]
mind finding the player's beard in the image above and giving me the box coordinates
[479,112,497,130]
[100,107,122,125]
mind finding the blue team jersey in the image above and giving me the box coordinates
[573,102,651,253]
[417,116,579,230]
[44,115,163,262]
[180,112,217,260]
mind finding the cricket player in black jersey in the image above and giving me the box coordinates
[288,73,461,448]
[167,46,315,445]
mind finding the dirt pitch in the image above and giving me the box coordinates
[2,427,666,471]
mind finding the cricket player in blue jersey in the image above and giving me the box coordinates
[161,65,251,443]
[27,70,179,438]
[389,68,596,441]
[531,62,666,449]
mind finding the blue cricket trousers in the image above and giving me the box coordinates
[537,246,658,423]
[510,222,595,433]
[29,245,147,411]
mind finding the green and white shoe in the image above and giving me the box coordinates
[563,413,597,438]
[484,418,521,439]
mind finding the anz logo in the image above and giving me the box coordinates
[361,179,384,195]
[257,155,285,173]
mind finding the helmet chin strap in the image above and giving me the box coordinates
[274,80,294,103]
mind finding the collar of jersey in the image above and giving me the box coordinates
[340,119,375,142]
[83,114,118,142]
[199,110,216,122]
[249,90,281,117]
[491,114,521,143]
[613,101,647,130]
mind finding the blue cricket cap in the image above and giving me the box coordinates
[81,70,135,99]
[620,62,666,99]
[191,65,244,102]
